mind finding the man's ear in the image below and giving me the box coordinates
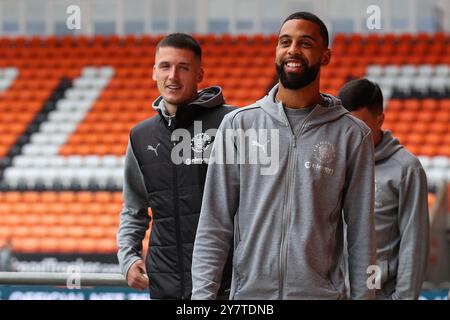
[152,65,156,81]
[377,113,385,128]
[321,48,331,66]
[197,67,204,83]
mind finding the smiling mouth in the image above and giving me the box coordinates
[285,61,302,67]
[284,60,304,73]
[166,84,182,91]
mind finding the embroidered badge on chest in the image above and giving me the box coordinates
[313,141,336,165]
[191,133,212,153]
[304,140,336,176]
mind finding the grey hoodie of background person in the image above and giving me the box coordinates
[373,130,430,300]
[117,86,229,280]
[191,84,376,300]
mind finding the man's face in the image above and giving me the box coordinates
[153,46,204,107]
[351,108,384,144]
[275,19,330,90]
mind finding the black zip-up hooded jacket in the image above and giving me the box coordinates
[117,86,235,299]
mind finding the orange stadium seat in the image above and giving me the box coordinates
[39,238,59,253]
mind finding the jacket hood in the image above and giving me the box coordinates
[152,86,225,123]
[375,130,403,162]
[257,84,349,130]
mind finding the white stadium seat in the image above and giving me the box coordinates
[384,65,400,77]
[399,65,417,77]
[412,77,430,93]
[99,66,114,78]
[66,156,84,168]
[81,67,99,78]
[430,77,448,93]
[417,65,433,77]
[379,77,396,88]
[394,77,412,94]
[4,167,24,186]
[3,67,19,79]
[366,65,383,77]
[59,168,78,187]
[83,155,101,167]
[435,64,449,77]
[431,156,449,169]
[12,156,33,168]
[102,155,121,168]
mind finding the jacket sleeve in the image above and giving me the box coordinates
[343,131,377,300]
[117,137,151,279]
[392,166,430,299]
[191,114,239,300]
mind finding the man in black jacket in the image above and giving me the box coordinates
[117,33,234,299]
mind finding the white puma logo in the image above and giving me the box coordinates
[251,140,267,155]
[147,143,160,156]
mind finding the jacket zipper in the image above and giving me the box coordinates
[279,138,296,299]
[279,116,311,299]
[171,136,185,299]
[278,112,296,298]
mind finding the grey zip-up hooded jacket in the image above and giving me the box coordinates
[191,85,376,300]
[373,130,430,300]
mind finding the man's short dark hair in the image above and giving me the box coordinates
[338,78,384,116]
[281,12,329,47]
[156,33,202,60]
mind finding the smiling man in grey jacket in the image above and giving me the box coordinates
[338,78,430,299]
[191,12,376,300]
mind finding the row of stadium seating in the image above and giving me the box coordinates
[0,33,278,46]
[384,99,450,157]
[0,189,438,253]
[365,65,450,99]
[1,32,448,48]
[334,32,449,44]
[0,191,150,253]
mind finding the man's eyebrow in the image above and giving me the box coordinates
[279,34,291,40]
[157,61,191,66]
[301,35,316,42]
[279,34,317,42]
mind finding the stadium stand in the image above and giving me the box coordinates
[0,33,448,255]
[0,34,276,253]
[322,33,450,185]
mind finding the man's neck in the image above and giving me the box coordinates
[374,129,383,147]
[165,103,177,116]
[275,82,322,109]
[164,92,199,116]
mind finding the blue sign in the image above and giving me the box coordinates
[0,285,149,300]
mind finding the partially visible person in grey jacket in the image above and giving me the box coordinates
[191,12,377,300]
[338,78,430,300]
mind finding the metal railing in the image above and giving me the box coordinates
[0,272,128,287]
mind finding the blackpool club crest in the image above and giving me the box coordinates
[312,141,336,165]
[191,133,212,153]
